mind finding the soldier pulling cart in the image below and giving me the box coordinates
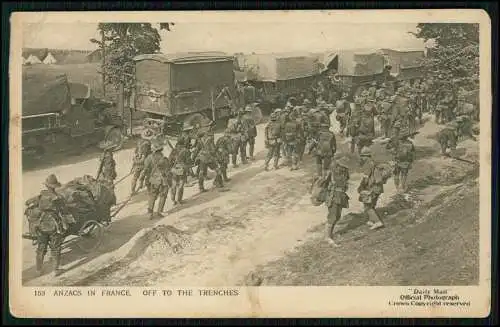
[22,173,119,276]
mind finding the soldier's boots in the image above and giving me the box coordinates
[249,144,255,161]
[157,196,167,214]
[177,188,184,204]
[198,180,207,193]
[36,252,44,275]
[171,189,178,205]
[222,169,231,182]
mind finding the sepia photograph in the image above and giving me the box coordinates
[9,10,491,318]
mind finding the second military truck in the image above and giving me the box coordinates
[133,52,239,139]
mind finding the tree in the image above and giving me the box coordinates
[90,23,174,133]
[411,23,479,94]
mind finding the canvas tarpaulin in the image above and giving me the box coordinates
[243,53,320,82]
[22,68,72,116]
[336,51,385,76]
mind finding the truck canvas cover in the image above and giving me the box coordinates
[22,67,72,116]
[319,50,386,76]
[242,52,320,82]
[133,52,235,115]
[337,50,385,76]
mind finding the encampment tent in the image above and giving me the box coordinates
[25,54,42,65]
[22,68,72,116]
[43,52,58,64]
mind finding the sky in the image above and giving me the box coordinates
[22,22,426,54]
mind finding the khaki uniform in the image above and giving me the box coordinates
[313,129,337,177]
[264,116,282,170]
[215,134,233,182]
[35,188,68,274]
[130,140,151,194]
[96,152,117,188]
[387,138,415,191]
[282,118,300,170]
[143,152,171,216]
[226,117,245,167]
[324,160,350,240]
[357,159,388,227]
[242,113,258,160]
[170,146,191,204]
[193,133,223,191]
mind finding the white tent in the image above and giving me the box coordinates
[43,52,57,64]
[26,54,42,65]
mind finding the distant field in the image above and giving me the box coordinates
[23,63,117,101]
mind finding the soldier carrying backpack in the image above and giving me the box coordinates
[282,112,300,171]
[264,110,283,171]
[313,123,337,178]
[387,132,417,192]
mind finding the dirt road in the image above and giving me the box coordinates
[23,114,479,287]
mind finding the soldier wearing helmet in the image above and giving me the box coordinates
[242,105,258,161]
[386,131,416,192]
[33,174,74,276]
[264,110,283,171]
[192,125,225,192]
[322,155,350,245]
[96,144,117,188]
[143,142,171,219]
[357,147,389,230]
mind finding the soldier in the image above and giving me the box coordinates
[368,81,378,99]
[386,132,416,192]
[242,105,258,161]
[170,138,192,205]
[313,123,337,178]
[455,115,477,141]
[347,97,362,153]
[357,99,376,154]
[378,94,393,138]
[323,156,350,245]
[130,138,151,195]
[295,105,307,163]
[226,111,244,168]
[438,121,459,155]
[215,132,233,183]
[143,142,171,219]
[264,110,283,171]
[335,91,351,135]
[35,174,74,276]
[282,111,300,170]
[407,90,418,133]
[96,145,117,188]
[357,148,389,230]
[192,128,224,192]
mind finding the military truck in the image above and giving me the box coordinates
[237,52,321,111]
[133,52,256,140]
[22,68,123,158]
[319,50,389,100]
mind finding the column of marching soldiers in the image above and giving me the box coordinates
[31,75,479,274]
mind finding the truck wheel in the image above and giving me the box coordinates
[102,127,124,150]
[184,113,210,129]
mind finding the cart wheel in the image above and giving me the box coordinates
[75,220,104,253]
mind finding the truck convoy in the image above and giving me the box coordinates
[22,68,123,159]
